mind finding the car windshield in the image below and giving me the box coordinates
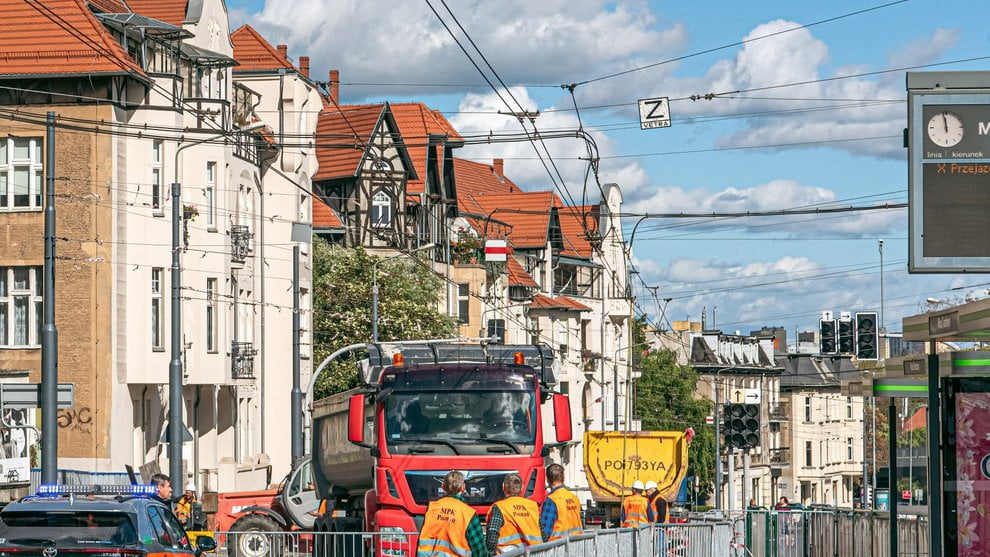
[0,511,139,545]
[385,391,536,454]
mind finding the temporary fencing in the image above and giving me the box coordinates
[744,509,929,557]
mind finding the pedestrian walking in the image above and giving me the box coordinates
[485,474,541,554]
[539,463,583,542]
[416,471,487,557]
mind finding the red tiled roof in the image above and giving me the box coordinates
[530,294,591,312]
[469,191,553,248]
[313,197,343,229]
[903,407,927,433]
[231,24,294,72]
[390,104,462,194]
[507,256,538,288]
[86,0,129,12]
[453,158,520,214]
[0,0,146,78]
[314,104,384,181]
[557,204,598,258]
[125,0,187,25]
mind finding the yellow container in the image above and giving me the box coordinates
[582,430,689,503]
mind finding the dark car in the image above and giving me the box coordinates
[0,485,217,557]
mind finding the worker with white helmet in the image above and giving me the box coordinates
[644,480,669,523]
[175,482,198,527]
[621,480,649,528]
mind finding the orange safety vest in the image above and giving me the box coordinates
[490,496,542,552]
[648,493,668,523]
[546,486,583,541]
[417,496,476,557]
[621,494,649,528]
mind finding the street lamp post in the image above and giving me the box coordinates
[372,244,436,343]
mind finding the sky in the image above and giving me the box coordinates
[226,0,990,342]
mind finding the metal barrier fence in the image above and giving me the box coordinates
[29,468,131,491]
[745,509,929,557]
[211,525,668,557]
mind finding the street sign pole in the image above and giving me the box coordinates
[927,343,942,556]
[41,111,58,485]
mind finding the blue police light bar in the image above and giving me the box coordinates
[37,484,158,496]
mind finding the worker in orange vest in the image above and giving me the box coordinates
[540,463,583,541]
[485,473,542,554]
[417,471,487,557]
[621,480,650,528]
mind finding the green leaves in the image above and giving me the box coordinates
[311,240,456,399]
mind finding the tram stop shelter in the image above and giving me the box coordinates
[898,297,990,557]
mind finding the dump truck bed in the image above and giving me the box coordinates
[583,430,689,503]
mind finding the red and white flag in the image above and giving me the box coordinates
[484,239,507,262]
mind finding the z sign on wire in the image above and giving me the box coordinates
[638,97,671,129]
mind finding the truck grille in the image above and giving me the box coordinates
[405,470,516,506]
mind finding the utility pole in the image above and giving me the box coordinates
[743,449,751,509]
[168,179,183,492]
[727,448,735,511]
[714,380,721,510]
[888,397,898,556]
[290,245,302,462]
[40,112,58,484]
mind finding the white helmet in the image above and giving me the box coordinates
[185,483,196,492]
[632,480,645,491]
[645,481,658,490]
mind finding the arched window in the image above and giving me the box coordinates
[372,191,392,227]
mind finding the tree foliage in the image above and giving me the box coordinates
[311,240,456,399]
[633,347,715,499]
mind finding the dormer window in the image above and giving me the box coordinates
[372,190,392,227]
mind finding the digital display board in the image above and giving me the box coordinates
[909,72,990,272]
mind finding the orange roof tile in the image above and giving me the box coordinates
[314,104,384,181]
[469,191,553,248]
[125,0,187,25]
[557,204,598,258]
[507,256,538,288]
[86,0,129,12]
[313,197,344,229]
[231,24,294,72]
[453,158,520,213]
[530,294,591,312]
[390,103,462,194]
[0,0,146,78]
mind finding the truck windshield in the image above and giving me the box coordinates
[385,391,536,454]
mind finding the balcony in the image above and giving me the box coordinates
[230,225,253,265]
[769,402,790,422]
[231,341,257,379]
[769,447,791,467]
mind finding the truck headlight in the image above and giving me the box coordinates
[379,526,410,557]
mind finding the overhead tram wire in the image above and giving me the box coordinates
[569,0,909,87]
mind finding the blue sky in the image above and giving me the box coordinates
[227,0,990,340]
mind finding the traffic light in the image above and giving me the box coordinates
[819,319,837,354]
[838,318,854,354]
[724,403,761,449]
[856,311,879,360]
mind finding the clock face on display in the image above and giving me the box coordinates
[927,110,964,147]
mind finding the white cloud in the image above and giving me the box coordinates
[623,179,902,237]
[449,87,651,201]
[250,0,687,101]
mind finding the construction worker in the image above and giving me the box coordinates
[621,480,650,528]
[539,463,583,541]
[174,483,198,527]
[486,474,541,554]
[416,471,487,557]
[645,480,669,524]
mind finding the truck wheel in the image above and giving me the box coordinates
[230,515,284,557]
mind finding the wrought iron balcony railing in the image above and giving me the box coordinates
[230,225,253,264]
[231,341,257,379]
[768,447,791,467]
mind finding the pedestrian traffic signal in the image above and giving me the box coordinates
[855,311,879,360]
[724,403,760,450]
[838,318,854,354]
[819,319,837,354]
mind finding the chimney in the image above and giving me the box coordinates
[493,158,504,178]
[276,44,288,61]
[299,56,310,78]
[328,69,340,105]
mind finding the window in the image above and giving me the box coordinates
[207,278,218,352]
[151,140,163,213]
[487,319,505,344]
[151,268,164,350]
[555,320,568,355]
[529,317,541,345]
[804,397,812,422]
[847,396,853,419]
[371,190,392,227]
[805,441,813,467]
[0,138,44,210]
[847,437,854,460]
[0,267,42,347]
[456,283,469,324]
[205,161,216,229]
